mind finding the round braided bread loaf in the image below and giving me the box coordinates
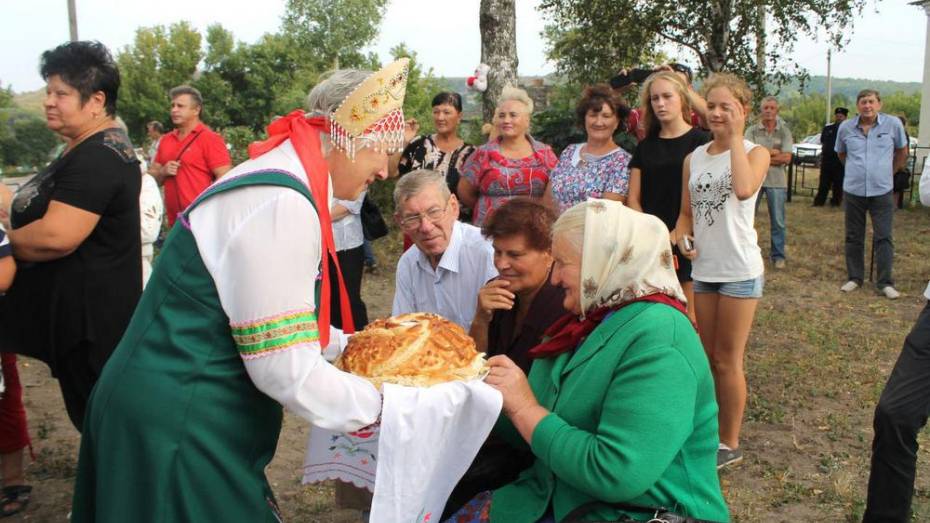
[336,313,487,387]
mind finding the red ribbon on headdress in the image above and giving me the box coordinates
[248,110,355,347]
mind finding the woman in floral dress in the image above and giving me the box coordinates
[542,84,632,214]
[458,87,557,226]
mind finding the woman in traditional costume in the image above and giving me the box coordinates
[71,60,410,522]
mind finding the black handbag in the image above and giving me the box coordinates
[561,501,724,523]
[360,195,388,241]
[894,169,911,192]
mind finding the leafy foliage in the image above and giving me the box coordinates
[194,30,321,133]
[777,93,851,138]
[282,0,388,70]
[222,125,263,166]
[539,6,663,86]
[116,22,203,144]
[0,108,58,168]
[539,0,867,96]
[0,84,13,109]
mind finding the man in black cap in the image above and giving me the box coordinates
[813,107,850,206]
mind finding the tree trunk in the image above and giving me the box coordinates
[479,0,518,123]
[705,0,732,72]
[754,4,767,96]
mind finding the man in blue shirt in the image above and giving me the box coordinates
[835,89,908,299]
[391,169,497,330]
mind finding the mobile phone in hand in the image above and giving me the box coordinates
[609,68,653,89]
[682,236,694,252]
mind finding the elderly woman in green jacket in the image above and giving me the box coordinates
[445,199,729,523]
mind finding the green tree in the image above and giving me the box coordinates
[0,109,58,168]
[778,92,850,139]
[776,91,921,142]
[222,126,261,166]
[116,22,203,144]
[194,30,324,132]
[0,84,13,109]
[282,0,388,70]
[539,0,867,95]
[539,8,662,86]
[881,91,921,135]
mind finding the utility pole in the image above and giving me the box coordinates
[68,0,78,41]
[825,48,833,125]
[907,0,930,173]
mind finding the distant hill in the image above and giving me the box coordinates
[772,75,921,100]
[12,89,44,115]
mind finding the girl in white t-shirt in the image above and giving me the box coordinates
[676,73,770,469]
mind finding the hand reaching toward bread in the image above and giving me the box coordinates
[485,355,549,443]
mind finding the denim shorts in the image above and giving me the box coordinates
[693,275,764,298]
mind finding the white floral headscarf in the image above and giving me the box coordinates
[579,199,686,316]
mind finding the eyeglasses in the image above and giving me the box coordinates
[398,202,449,231]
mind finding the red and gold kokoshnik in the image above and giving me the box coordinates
[329,58,410,159]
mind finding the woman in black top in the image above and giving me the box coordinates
[0,41,141,431]
[627,71,709,322]
[444,198,565,518]
[392,92,476,221]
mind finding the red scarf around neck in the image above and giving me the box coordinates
[527,293,688,360]
[248,110,354,346]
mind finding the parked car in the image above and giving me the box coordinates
[792,134,822,166]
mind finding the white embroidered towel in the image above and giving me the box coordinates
[302,423,379,491]
[369,380,502,523]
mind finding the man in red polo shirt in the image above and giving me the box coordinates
[149,85,231,226]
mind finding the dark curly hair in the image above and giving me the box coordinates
[40,41,120,117]
[481,198,557,252]
[575,83,630,132]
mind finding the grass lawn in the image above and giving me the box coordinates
[719,172,930,521]
[15,169,930,522]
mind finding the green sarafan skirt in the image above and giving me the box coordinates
[72,171,321,522]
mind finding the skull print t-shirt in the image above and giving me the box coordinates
[688,139,764,282]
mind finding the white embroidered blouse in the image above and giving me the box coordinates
[189,139,381,431]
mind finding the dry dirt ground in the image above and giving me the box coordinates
[10,170,930,522]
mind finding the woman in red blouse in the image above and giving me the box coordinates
[458,87,558,226]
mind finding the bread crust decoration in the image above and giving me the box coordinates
[336,313,488,387]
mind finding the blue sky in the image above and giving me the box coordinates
[0,0,922,93]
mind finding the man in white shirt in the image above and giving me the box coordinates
[863,159,930,521]
[392,169,497,330]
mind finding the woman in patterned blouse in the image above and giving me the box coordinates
[392,92,476,221]
[458,87,558,226]
[541,84,632,214]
